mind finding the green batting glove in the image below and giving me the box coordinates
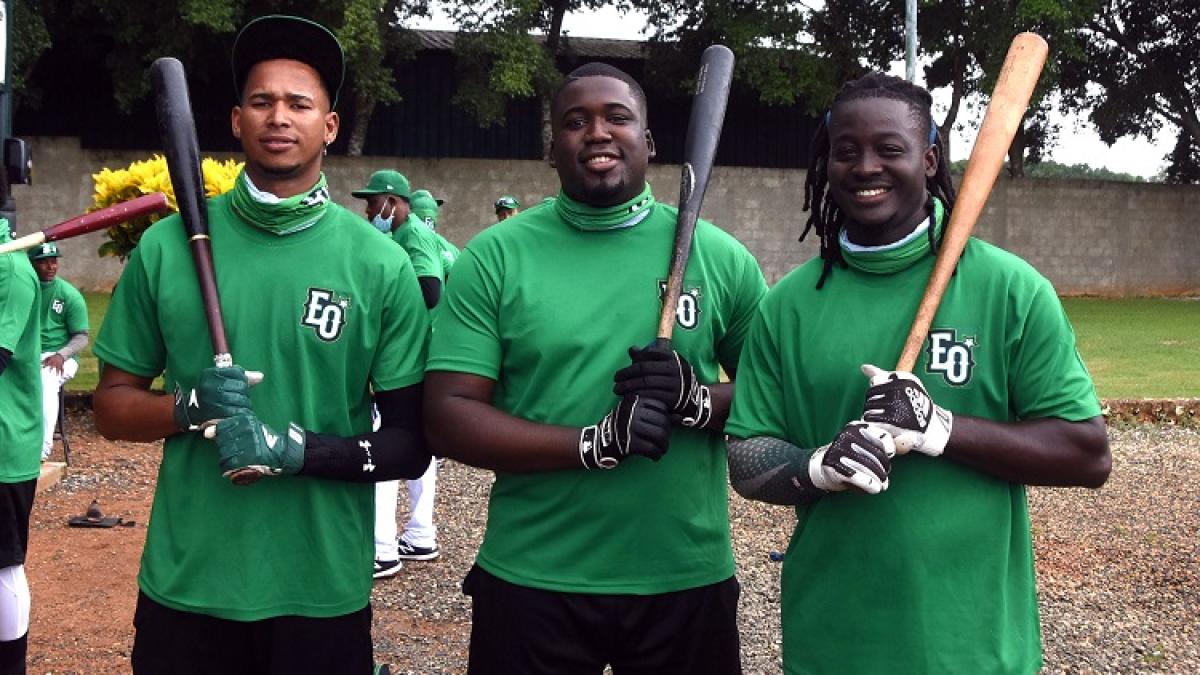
[210,412,305,484]
[172,366,253,432]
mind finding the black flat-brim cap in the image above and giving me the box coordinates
[232,15,345,109]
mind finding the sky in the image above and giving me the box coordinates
[411,5,1177,179]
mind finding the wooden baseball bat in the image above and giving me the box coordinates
[0,193,170,254]
[656,45,735,344]
[150,57,234,369]
[895,32,1048,372]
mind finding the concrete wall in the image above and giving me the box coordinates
[12,136,1200,295]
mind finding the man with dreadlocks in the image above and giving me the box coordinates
[724,72,1110,674]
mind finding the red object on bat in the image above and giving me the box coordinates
[0,192,171,254]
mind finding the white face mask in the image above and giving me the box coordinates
[371,202,395,233]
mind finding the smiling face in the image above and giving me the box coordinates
[549,75,655,207]
[232,58,339,198]
[826,97,937,246]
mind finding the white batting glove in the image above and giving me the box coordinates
[860,364,953,456]
[808,421,896,495]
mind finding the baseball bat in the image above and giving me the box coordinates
[656,45,735,344]
[0,193,170,254]
[150,57,233,369]
[895,32,1048,372]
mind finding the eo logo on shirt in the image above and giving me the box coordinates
[301,288,351,342]
[51,299,65,314]
[926,329,976,386]
[656,281,703,331]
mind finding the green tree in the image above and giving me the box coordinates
[952,157,1146,182]
[1060,0,1199,183]
[17,0,425,156]
[812,0,1099,176]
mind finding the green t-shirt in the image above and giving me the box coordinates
[94,194,430,621]
[392,213,444,281]
[433,231,460,273]
[0,237,42,483]
[428,186,767,594]
[38,276,88,352]
[725,223,1101,674]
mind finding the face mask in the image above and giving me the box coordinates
[371,202,395,233]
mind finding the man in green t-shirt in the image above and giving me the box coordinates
[353,170,444,308]
[425,63,767,674]
[724,73,1112,675]
[0,217,42,673]
[353,174,447,578]
[28,243,89,461]
[411,189,459,273]
[92,16,432,675]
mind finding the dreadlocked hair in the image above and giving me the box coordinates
[801,72,957,289]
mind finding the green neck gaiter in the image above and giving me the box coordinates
[229,170,331,236]
[841,197,946,275]
[554,184,655,232]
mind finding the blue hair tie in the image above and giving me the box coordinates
[824,110,938,145]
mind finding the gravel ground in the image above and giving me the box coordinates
[26,419,1200,673]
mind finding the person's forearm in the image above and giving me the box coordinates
[301,427,432,482]
[426,394,581,472]
[93,382,178,442]
[727,435,823,505]
[707,382,733,432]
[944,415,1110,487]
[57,331,89,359]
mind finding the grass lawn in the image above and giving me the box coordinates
[1062,297,1200,400]
[67,293,1199,400]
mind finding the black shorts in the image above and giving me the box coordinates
[462,564,742,675]
[130,591,373,675]
[0,480,36,568]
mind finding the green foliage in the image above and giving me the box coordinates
[1060,0,1199,182]
[950,158,1146,182]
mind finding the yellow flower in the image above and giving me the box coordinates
[92,155,244,260]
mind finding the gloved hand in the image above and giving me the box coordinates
[206,413,305,485]
[860,364,953,456]
[806,421,896,495]
[172,366,254,432]
[579,395,671,469]
[612,341,712,429]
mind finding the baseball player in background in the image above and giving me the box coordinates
[92,16,432,674]
[424,63,767,674]
[28,243,89,461]
[724,73,1111,674]
[0,217,43,675]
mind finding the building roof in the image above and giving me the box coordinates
[410,29,648,60]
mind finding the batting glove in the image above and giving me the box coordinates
[613,341,712,429]
[807,421,896,495]
[579,395,672,469]
[208,413,305,484]
[860,364,953,456]
[173,366,253,432]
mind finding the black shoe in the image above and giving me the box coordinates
[372,558,402,579]
[396,537,440,561]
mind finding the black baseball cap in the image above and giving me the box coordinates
[232,15,345,108]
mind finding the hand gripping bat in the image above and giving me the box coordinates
[895,33,1049,372]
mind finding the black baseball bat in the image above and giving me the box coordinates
[656,45,735,343]
[150,57,232,368]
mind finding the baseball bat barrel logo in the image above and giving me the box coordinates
[926,329,976,385]
[301,288,350,342]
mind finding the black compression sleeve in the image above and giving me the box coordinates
[0,348,10,375]
[298,384,432,482]
[417,276,441,309]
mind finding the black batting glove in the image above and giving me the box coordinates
[579,395,672,469]
[805,421,896,495]
[613,341,713,429]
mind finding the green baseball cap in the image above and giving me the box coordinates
[352,170,412,200]
[411,189,443,224]
[494,195,520,212]
[233,15,346,108]
[28,242,60,261]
